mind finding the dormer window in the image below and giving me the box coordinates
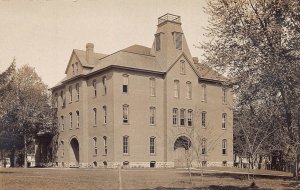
[173,32,182,50]
[155,33,161,51]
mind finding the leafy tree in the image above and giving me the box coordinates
[202,0,300,178]
[0,64,52,168]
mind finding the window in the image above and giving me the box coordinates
[76,111,79,128]
[60,141,64,157]
[173,108,178,126]
[54,93,58,108]
[69,86,72,103]
[180,61,185,74]
[123,105,129,124]
[93,79,97,97]
[150,137,156,154]
[222,113,227,129]
[69,112,72,129]
[155,33,161,51]
[76,83,79,101]
[72,64,75,76]
[123,75,128,93]
[103,106,107,124]
[150,107,156,125]
[180,109,185,126]
[174,32,182,50]
[174,80,179,98]
[201,138,207,154]
[188,109,193,127]
[202,84,207,102]
[103,76,107,95]
[93,108,97,126]
[222,139,227,155]
[93,137,98,155]
[61,91,65,108]
[75,63,78,74]
[103,136,108,155]
[222,88,227,104]
[123,136,129,154]
[202,161,207,167]
[186,81,192,99]
[223,161,227,166]
[150,78,156,96]
[61,116,64,131]
[202,111,206,128]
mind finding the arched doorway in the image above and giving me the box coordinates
[70,138,79,167]
[173,136,192,168]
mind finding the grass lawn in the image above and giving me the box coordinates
[0,167,296,190]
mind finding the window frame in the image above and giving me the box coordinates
[76,111,79,128]
[186,81,192,99]
[222,113,227,129]
[103,106,107,125]
[174,80,180,98]
[222,88,227,104]
[103,136,108,155]
[69,112,72,129]
[150,78,156,97]
[61,116,64,131]
[201,138,207,155]
[123,104,129,124]
[202,111,207,128]
[69,85,72,103]
[187,109,193,127]
[150,107,156,126]
[93,137,98,155]
[173,108,178,126]
[123,136,129,154]
[155,33,161,51]
[202,84,207,102]
[173,32,182,50]
[93,108,97,127]
[103,76,107,95]
[222,139,227,155]
[180,109,185,127]
[122,74,129,94]
[93,79,97,97]
[75,83,79,101]
[150,137,156,155]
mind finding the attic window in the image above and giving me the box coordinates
[173,32,182,50]
[72,64,75,76]
[155,34,161,51]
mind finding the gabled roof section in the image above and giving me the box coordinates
[195,63,229,82]
[91,49,161,74]
[121,44,152,56]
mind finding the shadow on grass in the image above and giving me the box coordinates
[191,172,292,181]
[141,185,272,190]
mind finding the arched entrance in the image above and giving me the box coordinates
[173,136,192,168]
[70,137,79,167]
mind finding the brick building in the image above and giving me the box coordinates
[51,13,233,168]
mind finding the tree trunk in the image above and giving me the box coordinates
[24,134,27,168]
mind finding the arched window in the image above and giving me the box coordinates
[201,138,207,154]
[69,112,72,129]
[222,139,227,155]
[103,76,107,95]
[180,109,185,126]
[174,80,179,98]
[186,81,192,99]
[93,137,97,155]
[61,116,64,131]
[202,84,207,102]
[103,106,107,124]
[150,78,156,96]
[69,85,72,103]
[202,111,207,128]
[93,79,97,97]
[123,105,129,124]
[222,113,227,129]
[103,136,108,155]
[150,137,156,154]
[174,32,182,50]
[222,88,227,104]
[123,136,129,154]
[93,108,97,126]
[187,109,193,127]
[123,74,129,93]
[60,140,64,157]
[180,61,185,74]
[150,107,156,125]
[75,83,79,101]
[172,108,178,126]
[76,111,79,128]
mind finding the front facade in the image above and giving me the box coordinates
[51,14,233,168]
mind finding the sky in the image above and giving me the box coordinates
[0,0,209,87]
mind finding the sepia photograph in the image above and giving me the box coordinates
[0,0,299,189]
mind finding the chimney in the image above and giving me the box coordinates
[193,57,199,64]
[86,43,94,65]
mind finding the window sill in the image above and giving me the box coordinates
[93,155,98,157]
[69,128,72,130]
[76,127,79,129]
[69,102,72,104]
[103,123,107,126]
[75,100,79,102]
[149,124,156,127]
[150,153,156,156]
[150,95,156,97]
[123,153,129,156]
[222,154,227,156]
[93,125,97,127]
[102,154,107,156]
[222,128,227,130]
[123,123,130,125]
[201,100,207,103]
